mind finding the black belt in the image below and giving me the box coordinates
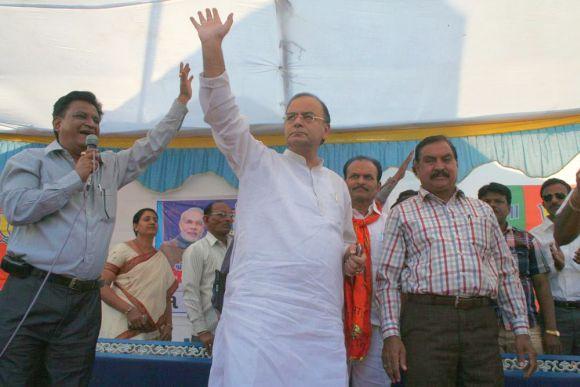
[28,267,102,292]
[406,293,493,310]
[554,300,580,309]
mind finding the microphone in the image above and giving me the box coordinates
[85,134,100,187]
[85,134,99,150]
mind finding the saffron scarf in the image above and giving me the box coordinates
[344,202,382,360]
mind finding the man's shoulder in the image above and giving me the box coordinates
[394,194,422,212]
[322,167,349,189]
[530,219,551,236]
[183,236,210,257]
[510,226,536,242]
[9,146,45,163]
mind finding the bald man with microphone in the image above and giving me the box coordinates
[0,63,193,386]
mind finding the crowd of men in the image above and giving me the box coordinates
[0,6,578,387]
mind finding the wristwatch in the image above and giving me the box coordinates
[545,329,560,337]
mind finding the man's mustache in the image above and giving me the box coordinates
[430,169,450,178]
[353,185,369,191]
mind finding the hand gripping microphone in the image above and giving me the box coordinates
[85,134,99,186]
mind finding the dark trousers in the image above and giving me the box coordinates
[0,274,101,386]
[401,298,503,386]
[555,305,580,355]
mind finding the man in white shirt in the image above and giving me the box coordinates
[530,178,580,355]
[554,168,580,245]
[190,9,364,386]
[182,201,233,354]
[343,156,390,387]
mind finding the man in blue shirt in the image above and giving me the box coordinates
[0,63,192,385]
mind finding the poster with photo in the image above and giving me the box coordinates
[156,199,237,317]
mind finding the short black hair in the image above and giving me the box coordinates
[52,91,103,140]
[414,135,458,164]
[540,178,572,197]
[132,208,157,236]
[391,189,418,209]
[204,201,228,217]
[343,156,383,182]
[286,92,331,124]
[478,182,512,205]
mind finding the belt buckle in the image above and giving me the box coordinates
[68,278,79,290]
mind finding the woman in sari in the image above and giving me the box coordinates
[99,208,178,340]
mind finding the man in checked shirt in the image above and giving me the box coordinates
[377,135,537,385]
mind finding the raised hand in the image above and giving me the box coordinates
[376,150,414,204]
[190,8,233,44]
[177,62,193,105]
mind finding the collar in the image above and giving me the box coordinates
[353,200,382,219]
[502,223,514,235]
[418,186,464,203]
[175,233,194,249]
[283,149,323,168]
[535,217,554,233]
[205,231,228,247]
[44,140,65,155]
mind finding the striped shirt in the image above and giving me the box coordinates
[182,232,229,335]
[500,226,549,329]
[376,188,529,338]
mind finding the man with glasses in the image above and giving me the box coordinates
[190,9,362,386]
[530,178,580,355]
[182,201,233,354]
[0,64,193,385]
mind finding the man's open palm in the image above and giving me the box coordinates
[190,8,233,43]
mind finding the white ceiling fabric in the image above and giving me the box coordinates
[1,0,579,135]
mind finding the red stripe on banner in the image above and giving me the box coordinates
[0,244,8,291]
[523,186,544,231]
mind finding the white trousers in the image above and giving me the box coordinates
[350,325,391,387]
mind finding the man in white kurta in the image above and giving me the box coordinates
[190,9,360,386]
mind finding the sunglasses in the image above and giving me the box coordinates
[542,192,567,202]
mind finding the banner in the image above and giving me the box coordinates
[156,199,237,320]
[507,185,546,231]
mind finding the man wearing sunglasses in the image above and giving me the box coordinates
[182,201,233,354]
[190,9,363,386]
[530,178,580,355]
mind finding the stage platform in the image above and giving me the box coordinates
[91,339,579,386]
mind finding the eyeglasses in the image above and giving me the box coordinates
[542,192,567,202]
[210,211,235,219]
[284,112,326,123]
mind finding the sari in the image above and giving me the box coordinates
[99,241,178,340]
